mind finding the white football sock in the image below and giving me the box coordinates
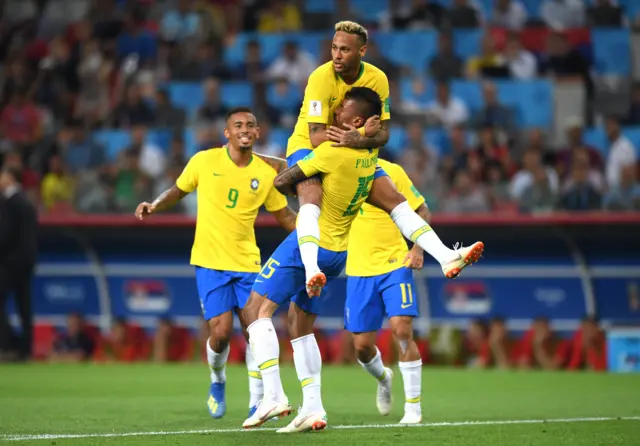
[296,204,321,280]
[292,334,325,414]
[389,201,458,265]
[399,359,422,414]
[248,318,285,404]
[245,342,263,408]
[357,347,389,382]
[206,338,229,384]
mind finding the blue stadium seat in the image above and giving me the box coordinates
[494,80,553,128]
[521,0,542,17]
[167,82,202,115]
[147,129,173,152]
[350,0,389,22]
[93,130,132,161]
[425,128,448,155]
[375,31,437,74]
[184,128,198,158]
[224,33,325,69]
[450,80,483,110]
[221,82,254,108]
[453,29,482,61]
[583,127,640,157]
[385,125,406,156]
[399,76,432,107]
[592,29,631,75]
[305,0,335,12]
[269,127,291,150]
[266,82,302,113]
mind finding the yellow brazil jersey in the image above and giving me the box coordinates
[296,141,379,252]
[176,148,288,273]
[346,159,426,277]
[287,61,390,157]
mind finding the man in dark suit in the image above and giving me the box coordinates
[0,165,38,361]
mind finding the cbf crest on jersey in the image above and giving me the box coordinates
[250,178,260,191]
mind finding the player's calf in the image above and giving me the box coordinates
[205,312,234,419]
[352,332,393,416]
[389,316,423,424]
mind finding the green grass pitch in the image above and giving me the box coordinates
[1,364,639,445]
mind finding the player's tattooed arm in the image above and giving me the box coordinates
[271,206,297,233]
[309,122,328,148]
[327,120,389,149]
[274,165,308,196]
[254,152,288,173]
[134,185,187,220]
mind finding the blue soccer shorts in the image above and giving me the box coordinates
[195,267,258,320]
[287,148,389,180]
[345,267,419,333]
[252,230,347,315]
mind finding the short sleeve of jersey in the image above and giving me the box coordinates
[176,152,202,193]
[304,70,332,124]
[264,183,288,212]
[296,142,336,177]
[391,163,425,210]
[374,70,391,121]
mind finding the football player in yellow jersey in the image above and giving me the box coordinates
[286,20,484,298]
[346,159,430,425]
[134,108,297,421]
[241,87,381,433]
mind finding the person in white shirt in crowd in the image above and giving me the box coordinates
[426,82,469,129]
[266,41,316,87]
[490,0,528,30]
[605,115,637,189]
[541,0,586,29]
[504,33,537,79]
[510,148,560,201]
[129,125,166,181]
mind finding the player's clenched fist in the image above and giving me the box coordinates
[135,202,156,220]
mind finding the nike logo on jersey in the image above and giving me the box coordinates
[401,303,413,309]
[213,172,223,176]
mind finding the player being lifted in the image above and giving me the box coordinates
[134,108,297,420]
[288,21,483,297]
[242,87,382,433]
[346,159,430,425]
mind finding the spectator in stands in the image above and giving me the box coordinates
[171,41,230,81]
[567,316,607,371]
[60,119,107,175]
[266,40,315,87]
[428,32,464,82]
[153,318,185,362]
[603,164,640,211]
[461,319,489,368]
[587,0,625,28]
[399,121,440,195]
[485,160,512,209]
[490,0,527,30]
[51,313,95,362]
[129,125,166,181]
[102,317,149,362]
[559,154,603,211]
[252,120,285,158]
[510,149,559,203]
[153,89,186,132]
[466,33,508,79]
[426,82,470,129]
[168,136,187,167]
[238,40,268,83]
[446,125,472,171]
[266,78,302,128]
[517,163,558,214]
[160,0,202,44]
[257,0,302,33]
[117,7,157,65]
[382,0,446,30]
[1,150,40,204]
[110,83,155,128]
[605,115,637,189]
[516,318,564,370]
[504,33,536,80]
[446,0,482,29]
[41,154,75,212]
[196,78,228,130]
[1,59,33,108]
[556,117,604,180]
[473,81,516,136]
[474,124,516,177]
[624,82,640,126]
[75,39,112,126]
[111,147,149,213]
[560,147,605,195]
[541,0,586,29]
[441,169,491,213]
[488,317,513,368]
[0,88,43,154]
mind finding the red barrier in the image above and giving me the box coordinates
[39,212,640,227]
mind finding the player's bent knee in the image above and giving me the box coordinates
[390,316,414,341]
[296,177,323,206]
[258,297,279,320]
[368,176,405,213]
[243,292,265,325]
[352,332,377,362]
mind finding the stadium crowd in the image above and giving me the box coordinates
[1,0,639,215]
[40,312,607,371]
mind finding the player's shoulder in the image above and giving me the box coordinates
[187,147,224,164]
[362,62,389,82]
[309,61,336,83]
[251,155,279,178]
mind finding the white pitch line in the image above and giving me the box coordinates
[2,416,639,442]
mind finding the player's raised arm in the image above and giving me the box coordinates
[274,144,334,195]
[274,165,308,196]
